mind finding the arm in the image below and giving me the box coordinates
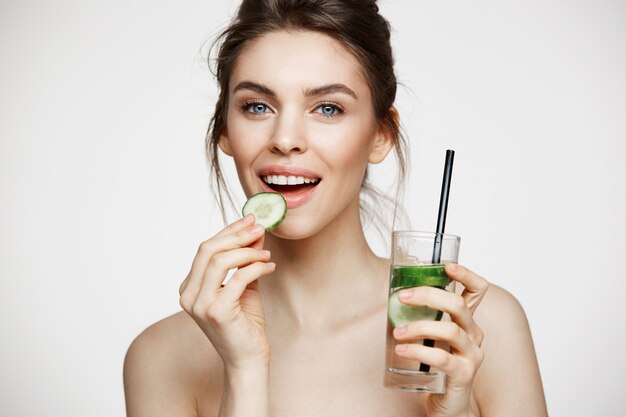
[124,215,274,417]
[393,265,547,417]
[219,367,269,417]
[178,214,273,417]
[472,285,548,417]
[123,312,270,417]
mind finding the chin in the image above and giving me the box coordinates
[267,217,321,241]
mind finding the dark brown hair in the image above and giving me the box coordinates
[206,0,407,226]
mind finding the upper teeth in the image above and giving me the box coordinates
[263,175,319,185]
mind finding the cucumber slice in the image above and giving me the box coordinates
[390,265,450,288]
[387,290,442,328]
[242,192,287,231]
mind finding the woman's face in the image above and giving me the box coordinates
[220,30,392,239]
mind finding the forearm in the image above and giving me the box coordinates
[219,367,269,417]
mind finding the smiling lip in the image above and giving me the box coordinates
[258,165,321,178]
[258,165,321,209]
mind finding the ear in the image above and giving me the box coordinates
[217,127,233,156]
[368,106,398,164]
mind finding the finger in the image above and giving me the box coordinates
[393,320,477,356]
[397,286,476,337]
[194,248,271,306]
[213,213,256,238]
[218,261,276,304]
[179,215,255,295]
[191,221,263,283]
[249,233,265,251]
[179,223,265,297]
[444,264,489,313]
[394,343,481,384]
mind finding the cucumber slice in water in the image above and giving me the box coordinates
[242,192,287,231]
[388,290,442,328]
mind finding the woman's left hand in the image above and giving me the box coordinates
[393,264,489,417]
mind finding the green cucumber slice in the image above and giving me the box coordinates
[387,290,443,328]
[242,192,287,231]
[390,265,451,288]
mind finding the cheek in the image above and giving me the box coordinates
[225,120,268,165]
[325,143,369,172]
[315,124,374,177]
[224,126,263,195]
[227,123,254,153]
[225,106,273,153]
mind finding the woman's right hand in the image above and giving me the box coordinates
[179,214,275,372]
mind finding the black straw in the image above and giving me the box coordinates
[420,149,455,373]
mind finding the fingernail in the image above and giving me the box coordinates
[242,214,254,224]
[398,289,413,300]
[261,250,271,257]
[446,263,458,272]
[267,262,276,269]
[247,224,264,234]
[394,326,407,336]
[395,344,408,353]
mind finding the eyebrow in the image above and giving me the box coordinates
[232,81,358,100]
[233,81,275,96]
[305,83,358,99]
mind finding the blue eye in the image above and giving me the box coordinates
[244,102,271,114]
[316,104,341,116]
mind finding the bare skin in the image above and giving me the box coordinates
[124,31,547,417]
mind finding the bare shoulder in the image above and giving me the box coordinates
[473,283,536,360]
[123,311,224,417]
[474,283,528,330]
[472,283,548,416]
[124,311,224,378]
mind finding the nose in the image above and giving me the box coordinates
[268,110,307,155]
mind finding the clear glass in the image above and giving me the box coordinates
[384,231,461,393]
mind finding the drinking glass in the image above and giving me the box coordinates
[384,231,460,393]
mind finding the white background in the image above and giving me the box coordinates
[1,0,624,415]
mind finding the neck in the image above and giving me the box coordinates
[260,198,389,328]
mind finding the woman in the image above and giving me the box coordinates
[124,1,547,416]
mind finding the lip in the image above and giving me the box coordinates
[258,165,321,209]
[258,165,321,178]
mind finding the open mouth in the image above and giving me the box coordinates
[262,175,321,194]
[257,166,322,209]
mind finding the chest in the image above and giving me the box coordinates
[265,313,428,417]
[195,310,432,417]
